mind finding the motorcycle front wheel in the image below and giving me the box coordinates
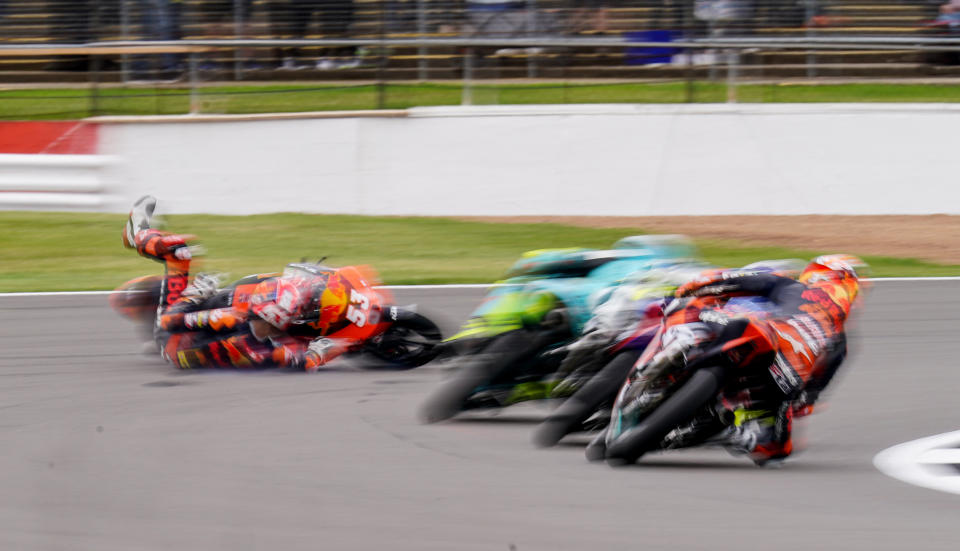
[417,328,556,424]
[532,349,642,448]
[604,365,726,466]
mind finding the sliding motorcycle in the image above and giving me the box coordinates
[110,261,443,369]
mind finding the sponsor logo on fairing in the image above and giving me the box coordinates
[770,355,802,394]
[699,309,729,325]
[774,326,813,362]
[787,314,826,354]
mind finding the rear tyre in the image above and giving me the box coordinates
[532,349,641,448]
[365,312,443,369]
[604,365,726,466]
[109,275,163,324]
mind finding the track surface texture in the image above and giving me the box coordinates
[1,284,958,550]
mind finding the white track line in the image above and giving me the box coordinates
[0,291,118,297]
[874,431,960,496]
[862,277,960,282]
[0,284,497,297]
[0,277,957,297]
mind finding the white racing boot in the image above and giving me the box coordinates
[123,195,157,249]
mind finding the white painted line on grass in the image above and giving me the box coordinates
[0,277,958,297]
[874,430,960,497]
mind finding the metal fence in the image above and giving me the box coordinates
[3,1,960,117]
[0,0,956,80]
[0,0,947,42]
[3,36,960,118]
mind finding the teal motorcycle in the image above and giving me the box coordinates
[418,235,703,423]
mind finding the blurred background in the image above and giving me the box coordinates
[3,0,960,117]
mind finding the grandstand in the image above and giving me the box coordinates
[0,0,954,82]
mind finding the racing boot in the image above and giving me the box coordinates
[790,390,817,418]
[122,195,156,250]
[181,272,226,300]
[708,404,794,467]
[123,195,200,263]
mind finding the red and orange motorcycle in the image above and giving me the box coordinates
[110,261,443,369]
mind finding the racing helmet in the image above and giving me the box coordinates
[249,276,317,331]
[799,254,868,312]
[799,254,867,283]
[742,258,806,279]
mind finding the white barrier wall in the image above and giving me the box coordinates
[98,104,960,216]
[0,154,113,210]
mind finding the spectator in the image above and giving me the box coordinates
[47,0,95,71]
[268,0,312,70]
[192,0,256,70]
[133,0,184,80]
[195,0,254,36]
[315,0,358,69]
[568,0,609,35]
[465,0,529,38]
[935,0,960,29]
[693,0,753,36]
[269,1,361,71]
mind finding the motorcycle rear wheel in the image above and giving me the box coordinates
[364,312,443,369]
[604,365,726,466]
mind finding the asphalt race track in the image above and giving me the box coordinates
[1,283,958,551]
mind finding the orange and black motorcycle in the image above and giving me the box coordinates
[587,292,781,465]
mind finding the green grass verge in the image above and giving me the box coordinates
[0,212,955,292]
[8,82,960,119]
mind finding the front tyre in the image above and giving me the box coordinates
[604,365,726,466]
[532,349,642,448]
[417,330,543,423]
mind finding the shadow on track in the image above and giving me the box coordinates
[602,455,861,472]
[448,415,547,425]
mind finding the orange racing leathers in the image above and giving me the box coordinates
[129,228,375,371]
[675,269,860,463]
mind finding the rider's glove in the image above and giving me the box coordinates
[662,297,686,317]
[677,269,767,298]
[182,272,223,300]
[303,338,336,372]
[676,276,741,298]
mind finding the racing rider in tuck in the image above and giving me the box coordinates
[121,195,368,371]
[673,254,866,465]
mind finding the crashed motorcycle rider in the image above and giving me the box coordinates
[667,254,866,465]
[121,196,352,371]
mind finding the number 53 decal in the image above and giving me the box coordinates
[346,289,370,327]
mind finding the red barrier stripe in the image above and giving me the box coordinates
[0,121,98,154]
